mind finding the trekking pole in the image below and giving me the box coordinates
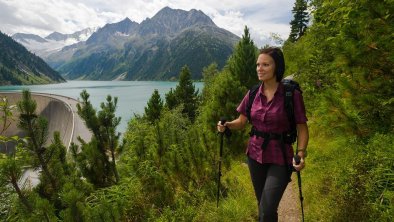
[216,117,226,208]
[294,154,305,222]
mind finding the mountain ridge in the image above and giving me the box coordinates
[0,31,65,85]
[13,7,240,81]
[12,27,97,58]
[57,7,239,80]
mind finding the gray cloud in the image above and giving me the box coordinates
[0,0,293,47]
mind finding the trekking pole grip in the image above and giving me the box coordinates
[220,117,227,125]
[294,154,301,165]
[220,117,232,138]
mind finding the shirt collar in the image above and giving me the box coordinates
[258,82,285,96]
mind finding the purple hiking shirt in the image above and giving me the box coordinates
[237,82,308,165]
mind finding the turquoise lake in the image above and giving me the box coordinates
[0,81,203,133]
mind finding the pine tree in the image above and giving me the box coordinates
[0,96,32,213]
[164,88,177,110]
[144,89,163,123]
[99,95,121,183]
[0,152,32,212]
[75,90,121,187]
[165,65,199,121]
[228,26,258,88]
[201,63,219,104]
[197,27,260,156]
[17,90,58,192]
[1,93,94,220]
[288,0,309,42]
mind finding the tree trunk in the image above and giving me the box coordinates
[10,173,33,212]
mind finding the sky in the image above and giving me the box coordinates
[0,0,294,47]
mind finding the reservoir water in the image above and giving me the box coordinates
[0,81,203,133]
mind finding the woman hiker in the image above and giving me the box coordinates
[217,47,309,222]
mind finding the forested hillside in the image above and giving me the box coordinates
[282,0,393,220]
[0,31,65,85]
[0,0,392,221]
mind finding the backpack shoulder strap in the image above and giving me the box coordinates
[246,83,261,121]
[282,79,301,131]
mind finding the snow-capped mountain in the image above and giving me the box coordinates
[12,27,97,58]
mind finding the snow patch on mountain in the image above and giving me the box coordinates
[12,27,98,58]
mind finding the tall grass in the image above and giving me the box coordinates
[301,122,393,221]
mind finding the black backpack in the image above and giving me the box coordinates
[246,79,301,145]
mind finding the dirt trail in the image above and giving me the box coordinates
[278,174,301,222]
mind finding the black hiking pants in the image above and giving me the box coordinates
[247,156,289,222]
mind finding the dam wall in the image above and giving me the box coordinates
[0,92,74,153]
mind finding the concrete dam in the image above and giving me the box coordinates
[0,92,91,153]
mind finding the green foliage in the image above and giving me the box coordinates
[0,31,64,86]
[363,134,394,220]
[301,130,393,221]
[288,0,309,42]
[165,88,177,110]
[227,26,259,89]
[332,133,394,221]
[17,90,59,195]
[0,96,17,135]
[8,192,58,222]
[197,27,260,160]
[0,146,33,214]
[283,0,394,221]
[144,89,164,123]
[285,0,394,136]
[75,90,121,187]
[1,91,92,220]
[4,1,393,220]
[198,70,248,157]
[165,65,199,121]
[201,63,219,101]
[35,131,69,201]
[192,160,257,222]
[2,92,94,221]
[58,180,93,222]
[122,107,216,213]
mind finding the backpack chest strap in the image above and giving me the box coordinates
[249,127,290,150]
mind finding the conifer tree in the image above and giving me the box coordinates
[1,93,94,221]
[164,88,177,110]
[201,63,219,102]
[228,26,258,89]
[165,65,199,121]
[0,96,32,213]
[144,89,163,123]
[288,0,309,42]
[197,26,260,157]
[17,90,58,192]
[0,152,32,212]
[75,90,121,187]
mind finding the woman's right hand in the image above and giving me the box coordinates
[217,121,226,133]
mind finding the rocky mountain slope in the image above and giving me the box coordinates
[12,27,97,58]
[0,31,65,85]
[47,7,240,80]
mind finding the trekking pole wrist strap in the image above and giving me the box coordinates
[297,148,307,158]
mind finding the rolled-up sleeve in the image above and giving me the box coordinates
[236,91,250,116]
[293,90,308,124]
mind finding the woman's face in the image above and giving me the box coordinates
[256,53,276,82]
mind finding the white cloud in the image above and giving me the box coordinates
[0,0,294,47]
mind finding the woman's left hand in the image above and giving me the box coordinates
[292,157,305,171]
